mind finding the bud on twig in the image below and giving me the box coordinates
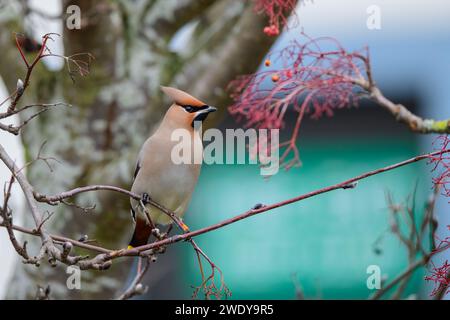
[78,234,89,242]
[135,283,146,294]
[342,182,358,190]
[151,228,161,238]
[16,79,24,96]
[62,241,73,260]
[252,203,265,210]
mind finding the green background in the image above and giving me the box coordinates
[182,139,428,299]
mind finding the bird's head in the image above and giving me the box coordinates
[161,86,217,129]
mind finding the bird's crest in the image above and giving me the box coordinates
[160,86,206,107]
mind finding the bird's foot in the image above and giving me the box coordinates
[142,192,151,205]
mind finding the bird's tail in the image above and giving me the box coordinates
[128,217,152,249]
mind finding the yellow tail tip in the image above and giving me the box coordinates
[180,222,190,232]
[127,245,134,250]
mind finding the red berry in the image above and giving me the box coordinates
[263,24,279,36]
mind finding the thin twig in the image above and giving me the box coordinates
[370,244,450,300]
[117,257,151,300]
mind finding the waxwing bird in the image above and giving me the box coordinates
[128,86,216,249]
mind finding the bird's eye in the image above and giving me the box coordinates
[183,105,195,113]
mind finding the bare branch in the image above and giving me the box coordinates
[354,55,450,134]
[117,258,151,300]
[0,102,70,120]
[33,148,450,259]
[2,139,450,290]
[0,143,113,269]
[370,243,450,300]
[0,174,31,261]
[0,33,91,136]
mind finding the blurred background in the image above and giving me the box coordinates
[0,0,449,299]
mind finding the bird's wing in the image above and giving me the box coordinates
[130,149,143,223]
[133,160,141,180]
[130,137,153,222]
[133,143,146,181]
[130,207,137,222]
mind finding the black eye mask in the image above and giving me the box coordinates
[181,105,209,113]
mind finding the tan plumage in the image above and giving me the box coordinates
[128,87,216,248]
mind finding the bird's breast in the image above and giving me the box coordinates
[130,128,204,225]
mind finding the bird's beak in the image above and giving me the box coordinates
[196,105,217,117]
[206,106,217,113]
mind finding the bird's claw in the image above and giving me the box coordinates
[142,192,151,204]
